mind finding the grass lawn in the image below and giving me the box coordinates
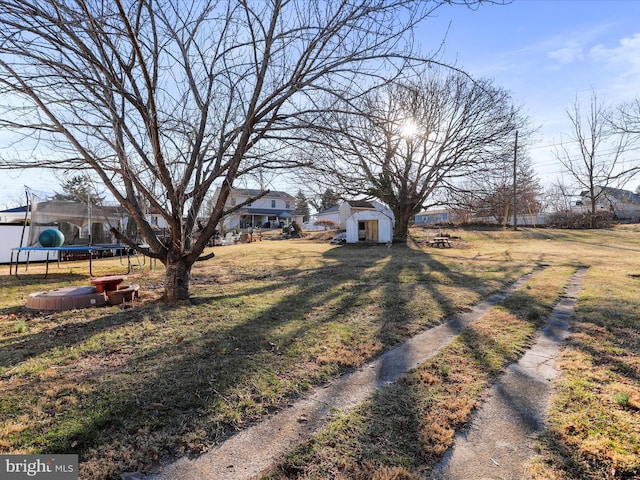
[0,226,639,479]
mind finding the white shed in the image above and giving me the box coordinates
[338,200,394,244]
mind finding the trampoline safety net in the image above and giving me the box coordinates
[28,199,129,247]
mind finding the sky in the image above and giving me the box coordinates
[420,0,640,186]
[2,0,640,208]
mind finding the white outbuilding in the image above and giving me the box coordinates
[338,200,395,244]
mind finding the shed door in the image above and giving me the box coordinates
[365,220,378,243]
[358,221,366,241]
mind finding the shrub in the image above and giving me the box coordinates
[314,219,337,230]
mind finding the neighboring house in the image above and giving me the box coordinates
[338,200,394,244]
[212,187,303,230]
[311,205,340,228]
[0,206,42,263]
[0,205,29,224]
[146,207,170,230]
[574,186,640,222]
[0,225,54,264]
[414,208,453,226]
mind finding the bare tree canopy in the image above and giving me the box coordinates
[299,68,523,240]
[0,0,468,301]
[554,91,637,228]
[452,150,542,225]
[613,98,640,136]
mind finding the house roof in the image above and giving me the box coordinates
[580,186,640,204]
[0,205,29,213]
[316,205,339,215]
[231,188,295,200]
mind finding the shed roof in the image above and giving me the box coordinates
[347,200,375,209]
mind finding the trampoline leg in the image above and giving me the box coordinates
[126,251,143,274]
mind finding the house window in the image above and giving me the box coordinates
[285,201,290,209]
[271,200,276,208]
[230,198,236,206]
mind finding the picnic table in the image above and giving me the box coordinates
[429,236,452,248]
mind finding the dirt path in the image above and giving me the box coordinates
[136,267,581,480]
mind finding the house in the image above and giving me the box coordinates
[0,225,55,263]
[0,205,29,224]
[575,186,640,222]
[0,205,47,263]
[310,205,340,229]
[146,206,170,230]
[414,208,453,226]
[338,200,394,244]
[212,187,303,230]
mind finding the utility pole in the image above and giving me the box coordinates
[512,130,518,231]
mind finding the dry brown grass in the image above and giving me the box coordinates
[264,264,574,479]
[1,226,639,479]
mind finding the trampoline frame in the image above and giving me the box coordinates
[9,245,147,278]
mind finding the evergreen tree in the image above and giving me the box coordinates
[54,174,105,204]
[320,189,340,211]
[295,190,311,222]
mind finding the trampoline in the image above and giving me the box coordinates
[8,195,153,278]
[9,244,146,278]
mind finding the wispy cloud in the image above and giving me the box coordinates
[548,45,584,64]
[544,23,614,65]
[590,32,640,67]
[589,32,640,101]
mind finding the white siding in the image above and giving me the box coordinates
[0,225,57,264]
[344,210,394,244]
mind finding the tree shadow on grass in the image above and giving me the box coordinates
[1,250,396,476]
[0,241,538,479]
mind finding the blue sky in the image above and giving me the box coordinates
[423,0,640,186]
[2,0,640,208]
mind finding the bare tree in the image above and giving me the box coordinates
[452,151,542,225]
[299,68,522,241]
[543,180,574,215]
[613,98,640,136]
[554,91,636,228]
[0,0,450,302]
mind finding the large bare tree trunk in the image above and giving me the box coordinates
[393,209,414,243]
[164,253,192,303]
